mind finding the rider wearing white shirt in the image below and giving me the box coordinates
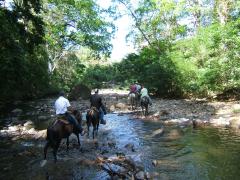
[140,85,152,105]
[55,95,71,115]
[54,91,84,135]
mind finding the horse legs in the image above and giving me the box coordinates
[145,105,148,116]
[141,106,144,116]
[75,133,81,147]
[53,140,61,163]
[53,147,57,163]
[87,124,90,138]
[92,127,95,139]
[44,141,50,160]
[96,123,99,136]
[66,137,69,152]
[131,98,134,110]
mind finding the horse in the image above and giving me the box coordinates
[44,110,82,162]
[86,107,100,139]
[129,92,138,110]
[140,96,149,116]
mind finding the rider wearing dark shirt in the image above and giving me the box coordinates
[90,89,107,124]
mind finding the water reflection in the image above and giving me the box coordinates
[106,114,240,180]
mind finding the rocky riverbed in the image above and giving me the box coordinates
[1,89,240,146]
[0,89,240,180]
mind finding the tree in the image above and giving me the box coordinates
[0,0,49,101]
[43,0,115,73]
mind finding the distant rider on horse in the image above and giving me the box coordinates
[54,91,84,135]
[129,83,137,95]
[90,89,107,125]
[140,85,152,106]
[129,82,141,102]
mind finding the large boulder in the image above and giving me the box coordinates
[69,84,91,100]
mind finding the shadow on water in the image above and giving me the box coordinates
[1,111,240,179]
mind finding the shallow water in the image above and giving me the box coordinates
[105,114,240,180]
[1,112,240,179]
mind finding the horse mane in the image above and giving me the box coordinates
[71,109,82,123]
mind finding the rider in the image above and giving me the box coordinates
[135,82,141,94]
[90,89,107,125]
[140,85,152,105]
[129,83,137,95]
[54,91,84,135]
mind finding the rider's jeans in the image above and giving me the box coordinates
[99,107,104,122]
[65,113,83,132]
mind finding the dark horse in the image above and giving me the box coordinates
[86,107,100,139]
[44,110,82,162]
[140,96,149,116]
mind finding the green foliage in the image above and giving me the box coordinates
[1,0,239,102]
[0,1,49,102]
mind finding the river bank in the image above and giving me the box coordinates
[0,89,240,179]
[1,88,240,140]
[100,89,240,130]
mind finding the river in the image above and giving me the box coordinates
[1,100,240,179]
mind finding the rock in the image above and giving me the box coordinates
[159,173,170,180]
[11,117,20,124]
[233,104,240,110]
[160,110,169,116]
[115,103,127,110]
[149,128,164,138]
[27,128,36,134]
[8,125,21,132]
[152,160,158,167]
[124,143,135,152]
[69,83,91,100]
[11,108,23,116]
[135,171,145,180]
[229,118,240,129]
[210,117,229,127]
[38,115,49,121]
[40,160,47,167]
[166,129,183,140]
[192,119,204,128]
[34,130,47,139]
[24,121,33,127]
[145,172,151,179]
[23,121,34,130]
[108,141,116,148]
[110,105,115,111]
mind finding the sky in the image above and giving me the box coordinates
[97,0,137,62]
[110,15,136,62]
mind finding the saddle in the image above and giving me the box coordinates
[89,107,99,114]
[141,96,149,103]
[51,116,70,126]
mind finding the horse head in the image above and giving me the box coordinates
[72,109,82,124]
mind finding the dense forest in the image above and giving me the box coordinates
[0,0,239,103]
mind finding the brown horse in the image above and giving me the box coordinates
[140,96,149,116]
[44,110,82,162]
[86,107,100,139]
